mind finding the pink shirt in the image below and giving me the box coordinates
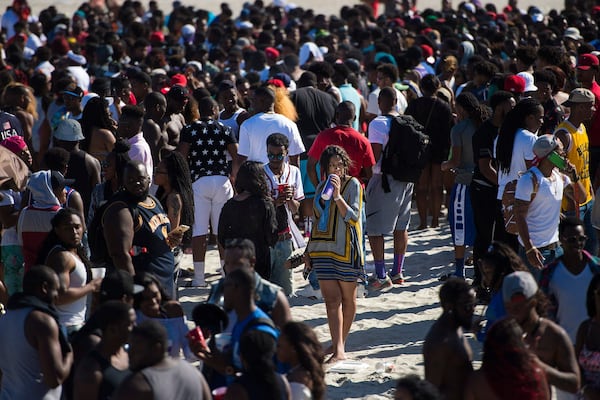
[128,132,154,176]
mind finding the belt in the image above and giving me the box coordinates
[277,232,292,242]
[538,242,558,252]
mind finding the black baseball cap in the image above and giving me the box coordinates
[100,270,144,301]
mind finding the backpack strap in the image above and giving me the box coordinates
[529,170,539,203]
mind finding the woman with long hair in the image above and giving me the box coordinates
[441,92,487,280]
[154,151,194,249]
[495,98,544,248]
[226,329,291,400]
[277,322,326,400]
[476,242,529,341]
[2,82,37,147]
[218,161,278,279]
[465,318,550,399]
[575,273,600,399]
[306,145,364,363]
[80,96,116,162]
[37,208,102,334]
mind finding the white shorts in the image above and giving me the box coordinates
[192,175,234,236]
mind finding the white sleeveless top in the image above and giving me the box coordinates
[219,108,246,140]
[53,247,87,327]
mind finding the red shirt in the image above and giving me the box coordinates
[308,126,376,179]
[588,81,600,147]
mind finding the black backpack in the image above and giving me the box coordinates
[88,190,139,267]
[380,114,431,192]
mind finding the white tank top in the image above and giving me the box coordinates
[53,246,87,327]
[219,108,246,140]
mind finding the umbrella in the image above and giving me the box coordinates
[0,145,30,192]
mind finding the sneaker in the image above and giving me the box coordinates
[367,276,392,291]
[390,273,405,284]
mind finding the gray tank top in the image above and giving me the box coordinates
[0,307,62,400]
[140,358,204,400]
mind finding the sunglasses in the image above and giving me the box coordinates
[564,235,587,244]
[267,153,285,161]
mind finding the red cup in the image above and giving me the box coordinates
[277,183,288,196]
[212,386,227,400]
[186,327,207,349]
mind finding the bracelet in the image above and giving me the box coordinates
[334,196,342,201]
[525,247,537,255]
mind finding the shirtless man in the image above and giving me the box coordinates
[503,271,581,398]
[423,278,475,400]
[161,85,188,153]
[142,92,168,165]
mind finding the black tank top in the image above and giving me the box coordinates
[89,349,130,400]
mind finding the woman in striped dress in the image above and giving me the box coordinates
[306,145,364,363]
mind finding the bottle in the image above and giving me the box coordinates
[321,174,335,200]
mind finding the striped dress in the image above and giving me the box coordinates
[307,177,365,282]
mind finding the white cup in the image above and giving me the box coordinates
[91,268,106,279]
[214,333,232,352]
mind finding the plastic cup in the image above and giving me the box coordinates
[214,333,232,352]
[212,387,227,400]
[91,267,106,279]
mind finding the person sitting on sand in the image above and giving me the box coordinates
[423,278,475,400]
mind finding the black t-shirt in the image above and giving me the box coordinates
[290,87,337,153]
[404,96,453,163]
[471,119,498,186]
[180,118,237,181]
[0,111,23,141]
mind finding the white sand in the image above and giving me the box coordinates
[176,209,485,399]
[27,0,565,25]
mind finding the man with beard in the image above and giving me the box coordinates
[102,160,180,295]
[423,278,475,400]
[503,271,580,399]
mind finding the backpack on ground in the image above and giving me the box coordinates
[88,191,139,267]
[501,171,539,235]
[380,114,431,192]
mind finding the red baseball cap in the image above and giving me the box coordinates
[504,75,526,94]
[265,47,280,59]
[149,31,165,43]
[577,54,599,70]
[170,73,187,87]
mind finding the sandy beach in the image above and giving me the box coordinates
[176,208,485,400]
[26,0,567,25]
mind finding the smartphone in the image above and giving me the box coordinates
[547,151,567,170]
[171,224,190,235]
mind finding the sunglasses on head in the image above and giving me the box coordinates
[267,152,285,161]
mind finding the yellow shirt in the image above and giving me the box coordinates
[555,120,593,210]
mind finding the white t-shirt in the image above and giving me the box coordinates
[367,87,408,115]
[368,115,391,175]
[0,189,21,246]
[515,167,569,248]
[238,112,305,163]
[548,261,594,343]
[495,128,537,200]
[263,163,305,202]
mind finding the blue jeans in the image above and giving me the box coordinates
[271,239,294,296]
[519,244,563,281]
[565,200,597,255]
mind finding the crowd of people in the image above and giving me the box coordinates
[3,0,600,398]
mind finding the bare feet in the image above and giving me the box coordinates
[417,224,427,230]
[325,353,347,364]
